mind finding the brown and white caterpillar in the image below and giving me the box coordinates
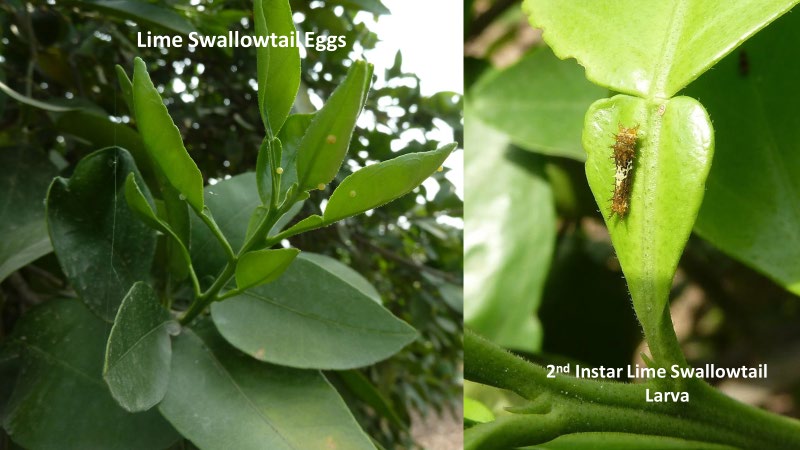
[608,123,639,219]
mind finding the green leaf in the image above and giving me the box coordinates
[327,0,390,15]
[303,253,381,304]
[132,57,205,213]
[124,174,166,234]
[0,147,57,282]
[256,138,274,205]
[47,147,157,322]
[464,397,495,425]
[0,79,76,112]
[55,110,156,184]
[211,253,417,369]
[158,323,376,450]
[254,0,300,135]
[324,143,456,223]
[192,173,302,283]
[115,65,134,114]
[124,174,192,272]
[257,112,311,207]
[236,248,300,290]
[684,11,800,294]
[464,105,554,352]
[524,0,799,98]
[72,0,197,35]
[471,48,606,160]
[104,282,174,412]
[296,60,373,191]
[191,173,261,281]
[333,370,407,429]
[276,214,324,238]
[158,182,192,280]
[277,113,314,196]
[3,299,178,450]
[582,95,713,357]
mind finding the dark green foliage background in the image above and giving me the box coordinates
[0,1,462,448]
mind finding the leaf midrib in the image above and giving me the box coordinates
[242,291,413,337]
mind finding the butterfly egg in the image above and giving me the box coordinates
[275,167,284,175]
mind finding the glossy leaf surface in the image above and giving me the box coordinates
[132,57,205,212]
[254,0,300,135]
[47,147,156,322]
[236,248,300,290]
[685,11,800,294]
[104,282,174,412]
[583,95,713,343]
[324,143,456,223]
[159,323,375,450]
[464,106,554,352]
[525,0,798,98]
[296,61,373,191]
[0,147,56,282]
[471,48,605,159]
[212,253,416,369]
[3,299,178,450]
[124,175,194,284]
[72,0,196,35]
[303,253,381,304]
[190,173,261,282]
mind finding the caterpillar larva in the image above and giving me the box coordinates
[608,123,639,219]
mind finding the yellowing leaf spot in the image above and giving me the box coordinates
[325,437,338,450]
[276,167,284,174]
[254,348,265,359]
[349,190,356,198]
[317,183,326,191]
[326,135,337,144]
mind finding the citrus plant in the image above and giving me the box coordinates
[465,1,800,448]
[0,1,455,448]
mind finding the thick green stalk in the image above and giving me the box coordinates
[464,329,800,449]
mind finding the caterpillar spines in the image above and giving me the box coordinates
[607,123,639,220]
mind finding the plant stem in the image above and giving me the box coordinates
[178,191,297,325]
[178,261,235,324]
[263,218,317,247]
[199,209,235,262]
[464,329,800,449]
[646,304,687,369]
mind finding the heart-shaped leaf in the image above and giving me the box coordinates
[525,0,799,98]
[583,95,713,355]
